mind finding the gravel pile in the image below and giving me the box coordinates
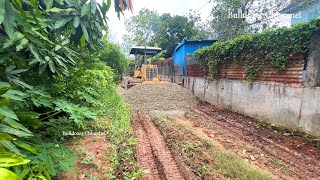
[117,83,197,112]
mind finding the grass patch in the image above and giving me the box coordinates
[89,92,144,179]
[256,119,320,149]
[271,157,290,176]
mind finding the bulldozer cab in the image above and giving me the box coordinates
[141,64,159,81]
[130,46,162,82]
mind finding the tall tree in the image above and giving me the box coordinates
[123,9,212,51]
[210,0,290,40]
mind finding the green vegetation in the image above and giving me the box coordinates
[271,157,290,175]
[123,9,211,52]
[147,50,167,64]
[0,0,139,179]
[89,94,144,179]
[210,0,290,40]
[195,19,320,82]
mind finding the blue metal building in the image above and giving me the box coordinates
[172,39,216,76]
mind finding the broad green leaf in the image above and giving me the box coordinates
[0,97,10,106]
[107,0,112,11]
[0,152,30,167]
[37,175,47,180]
[80,22,89,41]
[61,39,70,46]
[48,60,56,73]
[28,58,39,66]
[13,141,37,154]
[0,168,21,180]
[54,45,62,51]
[0,87,11,96]
[91,0,97,14]
[3,32,24,49]
[100,0,111,17]
[3,0,16,37]
[16,38,29,51]
[0,105,18,120]
[0,124,32,137]
[10,79,33,90]
[0,133,15,141]
[0,82,10,89]
[0,0,5,24]
[0,141,23,156]
[46,7,74,13]
[28,44,42,62]
[1,90,26,101]
[80,34,86,47]
[44,0,53,9]
[7,69,28,75]
[12,165,30,180]
[2,118,31,134]
[5,65,16,72]
[81,4,90,17]
[16,112,39,121]
[73,16,80,28]
[54,16,73,29]
[38,63,47,75]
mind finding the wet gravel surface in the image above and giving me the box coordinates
[117,83,197,112]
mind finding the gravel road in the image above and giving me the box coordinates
[117,83,197,112]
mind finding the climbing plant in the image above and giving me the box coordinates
[194,19,320,81]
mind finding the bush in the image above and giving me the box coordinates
[194,19,320,81]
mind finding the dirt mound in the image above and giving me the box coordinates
[117,83,197,112]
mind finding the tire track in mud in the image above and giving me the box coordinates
[192,103,320,179]
[132,112,187,180]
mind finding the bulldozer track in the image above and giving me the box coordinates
[133,112,192,180]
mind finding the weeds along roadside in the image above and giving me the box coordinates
[88,91,144,179]
[0,0,134,179]
[49,61,143,179]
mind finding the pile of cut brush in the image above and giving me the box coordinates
[117,83,197,112]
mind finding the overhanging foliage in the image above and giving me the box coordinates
[194,19,320,81]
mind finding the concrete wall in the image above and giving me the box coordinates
[159,74,184,83]
[184,77,320,137]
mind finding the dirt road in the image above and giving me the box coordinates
[189,102,320,179]
[120,84,320,179]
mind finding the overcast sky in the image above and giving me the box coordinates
[97,0,291,44]
[98,0,214,43]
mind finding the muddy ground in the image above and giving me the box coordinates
[120,83,320,180]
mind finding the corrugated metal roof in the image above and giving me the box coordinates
[130,46,162,55]
[174,39,216,52]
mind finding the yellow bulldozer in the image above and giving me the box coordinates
[121,46,164,89]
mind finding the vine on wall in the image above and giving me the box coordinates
[194,19,320,82]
